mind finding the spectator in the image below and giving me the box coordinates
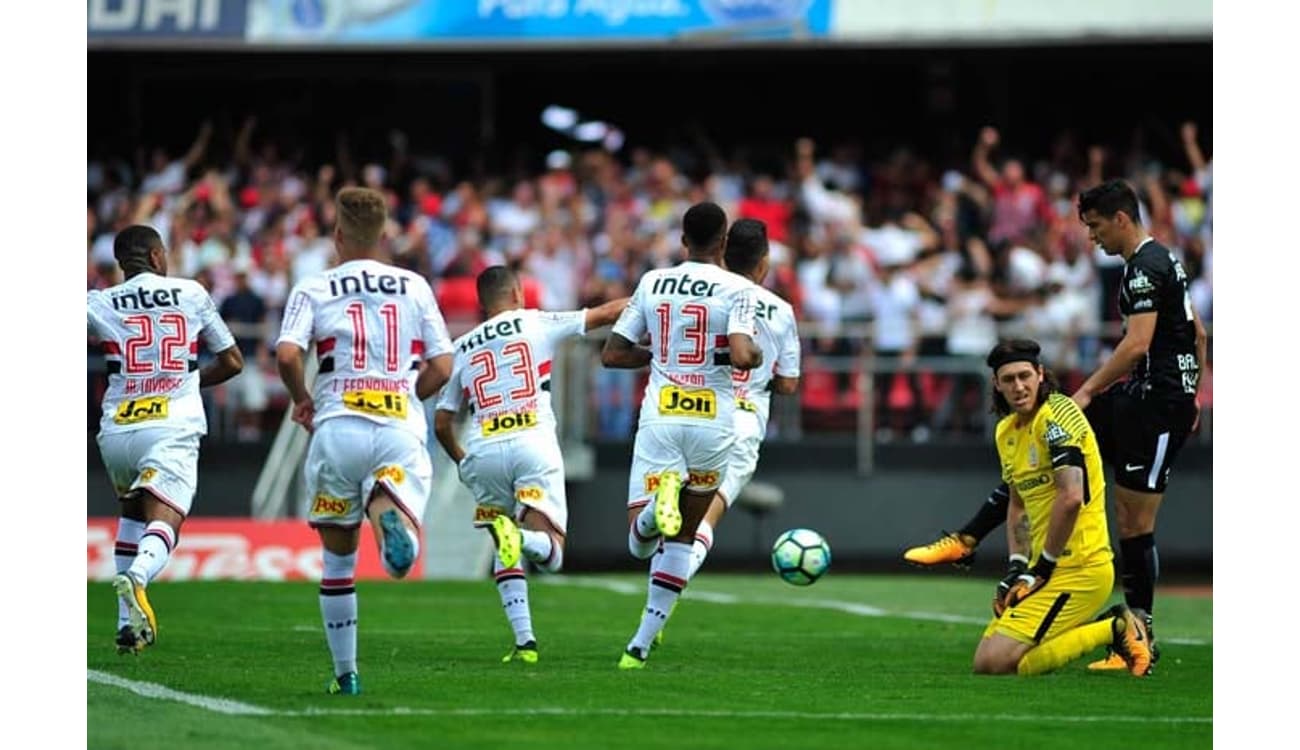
[219,257,270,442]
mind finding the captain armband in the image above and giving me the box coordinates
[1049,445,1085,470]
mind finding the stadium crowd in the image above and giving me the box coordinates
[87,119,1213,442]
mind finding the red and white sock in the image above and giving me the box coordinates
[494,557,534,645]
[627,501,659,559]
[629,541,691,654]
[114,518,145,628]
[521,529,563,573]
[320,550,358,677]
[687,520,714,580]
[127,521,176,584]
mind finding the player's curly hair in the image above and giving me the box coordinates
[987,339,1060,417]
[336,187,388,249]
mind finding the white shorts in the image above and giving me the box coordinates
[459,436,568,533]
[227,366,269,412]
[717,410,765,507]
[626,422,734,508]
[305,417,432,529]
[97,428,200,516]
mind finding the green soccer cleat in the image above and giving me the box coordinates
[502,640,539,664]
[653,471,683,537]
[113,573,157,647]
[327,672,362,695]
[618,646,648,670]
[491,515,523,569]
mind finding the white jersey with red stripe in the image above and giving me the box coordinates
[437,308,586,451]
[731,283,801,429]
[611,260,757,429]
[88,272,236,438]
[276,259,453,439]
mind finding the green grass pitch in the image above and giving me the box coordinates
[87,574,1212,749]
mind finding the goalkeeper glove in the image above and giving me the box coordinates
[992,555,1029,617]
[997,552,1058,614]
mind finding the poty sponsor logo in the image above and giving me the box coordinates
[311,495,351,517]
[138,467,158,483]
[645,469,719,493]
[473,505,504,525]
[374,465,406,484]
[515,486,544,503]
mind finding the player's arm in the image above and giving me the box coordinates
[416,354,452,401]
[602,286,651,369]
[602,333,652,369]
[993,486,1031,616]
[585,297,631,331]
[433,409,464,465]
[416,286,456,400]
[1074,311,1155,407]
[200,346,243,388]
[275,342,309,405]
[770,375,799,395]
[1193,306,1208,391]
[728,287,763,371]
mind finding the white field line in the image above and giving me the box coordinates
[542,576,1212,646]
[88,670,1210,723]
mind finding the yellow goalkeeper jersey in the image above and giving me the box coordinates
[995,393,1112,569]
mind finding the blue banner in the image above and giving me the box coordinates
[88,0,247,39]
[245,0,831,43]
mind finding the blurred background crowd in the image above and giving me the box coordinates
[87,116,1213,443]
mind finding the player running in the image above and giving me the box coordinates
[88,224,244,654]
[601,201,763,669]
[276,188,454,696]
[434,266,629,664]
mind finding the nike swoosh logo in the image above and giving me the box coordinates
[1125,463,1144,472]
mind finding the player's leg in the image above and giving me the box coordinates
[460,444,536,659]
[514,440,569,575]
[621,426,732,668]
[362,425,433,579]
[1003,563,1149,676]
[1091,396,1194,669]
[98,432,147,653]
[626,427,677,559]
[318,524,363,695]
[689,494,727,580]
[111,429,200,649]
[903,483,1008,567]
[696,416,761,579]
[305,419,368,695]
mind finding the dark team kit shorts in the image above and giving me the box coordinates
[1086,389,1198,494]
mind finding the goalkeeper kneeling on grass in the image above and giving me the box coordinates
[971,339,1152,677]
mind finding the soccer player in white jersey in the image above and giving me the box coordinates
[276,188,454,696]
[675,218,803,580]
[88,225,244,655]
[601,201,763,669]
[433,266,629,664]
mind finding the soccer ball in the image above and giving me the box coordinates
[770,528,831,586]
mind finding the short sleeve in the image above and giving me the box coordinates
[537,310,588,347]
[775,311,801,377]
[436,365,463,412]
[610,282,647,343]
[276,283,315,349]
[727,286,757,336]
[420,286,455,359]
[1121,255,1163,315]
[1042,397,1091,469]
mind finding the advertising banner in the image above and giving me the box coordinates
[87,517,419,581]
[88,0,248,39]
[244,0,832,44]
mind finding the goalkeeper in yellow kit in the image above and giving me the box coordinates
[972,339,1152,677]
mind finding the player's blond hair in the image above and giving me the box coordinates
[335,187,388,250]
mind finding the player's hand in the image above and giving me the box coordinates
[992,555,1028,617]
[291,399,315,432]
[1191,397,1202,433]
[998,555,1057,614]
